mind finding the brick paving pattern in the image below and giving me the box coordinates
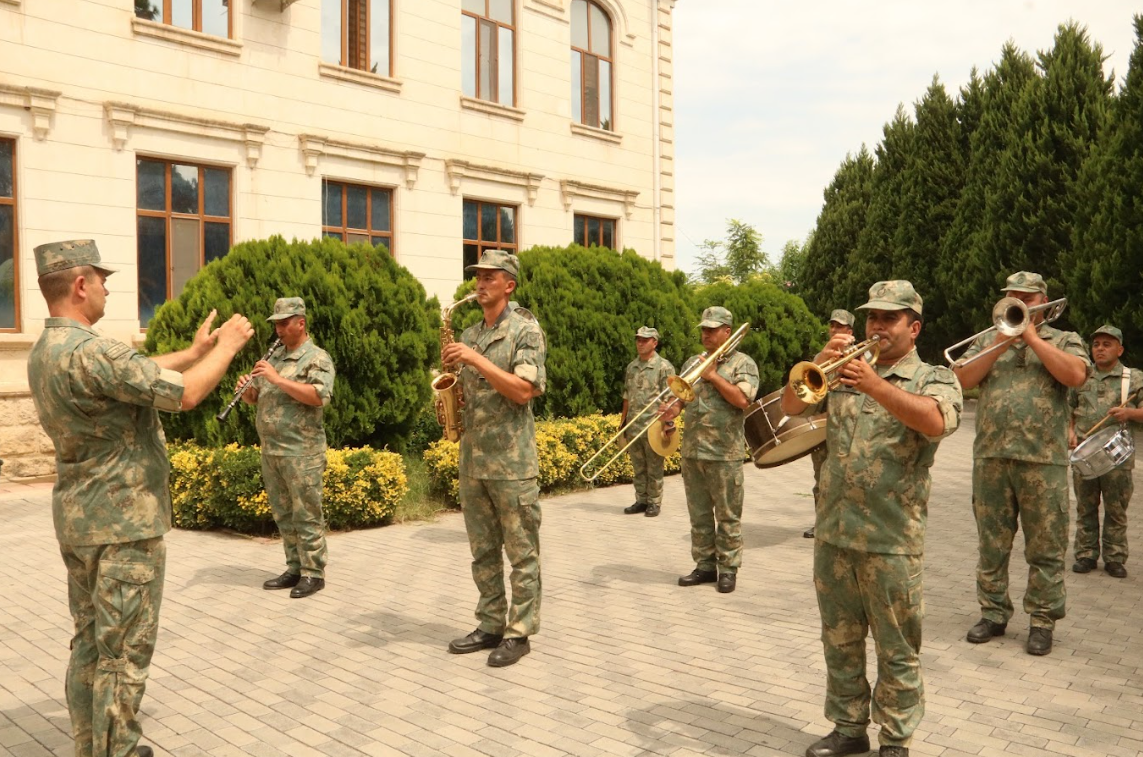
[1,407,1141,756]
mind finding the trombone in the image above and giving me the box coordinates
[944,297,1067,368]
[787,335,881,404]
[578,322,751,482]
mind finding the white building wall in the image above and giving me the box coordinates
[0,0,678,479]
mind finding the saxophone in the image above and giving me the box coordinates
[432,292,480,442]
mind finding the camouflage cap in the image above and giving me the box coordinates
[857,280,923,316]
[636,326,660,340]
[34,239,117,277]
[829,309,855,327]
[698,306,733,328]
[465,250,519,279]
[1001,271,1047,295]
[1091,324,1123,343]
[267,297,306,322]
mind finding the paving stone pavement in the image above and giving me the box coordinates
[2,407,1142,757]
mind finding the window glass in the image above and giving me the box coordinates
[171,0,193,30]
[571,54,582,123]
[137,160,166,211]
[0,140,12,197]
[323,181,343,226]
[498,28,514,106]
[323,231,344,241]
[201,0,228,38]
[321,0,342,64]
[599,59,612,130]
[137,216,167,327]
[589,3,610,55]
[574,218,585,247]
[203,168,229,217]
[204,222,230,264]
[478,20,493,101]
[463,243,480,270]
[584,55,600,127]
[170,165,199,214]
[480,203,498,241]
[371,236,388,250]
[602,219,615,249]
[170,218,200,300]
[587,217,601,245]
[463,200,479,239]
[346,185,368,229]
[571,0,588,48]
[500,206,515,244]
[461,15,477,97]
[370,189,391,231]
[488,0,512,23]
[0,205,13,329]
[370,0,390,75]
[348,232,370,246]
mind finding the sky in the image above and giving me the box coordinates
[671,1,1140,276]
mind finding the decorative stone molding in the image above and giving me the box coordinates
[103,102,270,166]
[559,179,638,218]
[298,134,425,188]
[318,62,403,95]
[0,84,62,140]
[0,333,36,350]
[569,122,622,145]
[524,0,634,45]
[459,95,526,123]
[131,17,242,57]
[445,160,544,205]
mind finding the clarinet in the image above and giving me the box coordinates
[216,337,282,421]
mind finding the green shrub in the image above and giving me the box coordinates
[169,443,408,533]
[144,236,439,451]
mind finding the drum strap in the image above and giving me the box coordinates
[1122,367,1131,407]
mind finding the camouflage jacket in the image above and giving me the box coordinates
[255,337,335,456]
[806,349,962,555]
[623,353,675,435]
[28,317,185,547]
[459,303,547,480]
[1069,362,1143,470]
[965,324,1091,465]
[679,351,759,461]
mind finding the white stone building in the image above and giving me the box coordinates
[0,0,679,480]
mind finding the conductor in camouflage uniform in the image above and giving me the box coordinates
[784,282,962,757]
[1068,325,1143,579]
[662,306,759,594]
[954,272,1090,656]
[443,251,547,668]
[28,239,254,757]
[805,309,855,540]
[241,297,335,600]
[620,326,675,518]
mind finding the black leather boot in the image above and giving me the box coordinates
[966,618,1006,643]
[804,730,870,757]
[448,628,503,654]
[677,568,717,587]
[263,571,300,590]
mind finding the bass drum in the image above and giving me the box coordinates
[744,389,827,469]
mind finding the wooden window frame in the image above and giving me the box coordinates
[462,198,518,278]
[136,158,233,328]
[462,0,516,106]
[320,179,395,255]
[333,0,393,75]
[0,137,18,333]
[573,213,616,249]
[137,0,233,38]
[571,0,615,130]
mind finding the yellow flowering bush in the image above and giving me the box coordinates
[423,413,683,505]
[169,443,407,533]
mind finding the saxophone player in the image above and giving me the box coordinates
[442,251,547,668]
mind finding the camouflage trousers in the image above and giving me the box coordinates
[1072,467,1133,564]
[263,453,328,579]
[626,431,664,506]
[811,444,827,507]
[460,476,542,639]
[814,541,924,748]
[681,458,743,574]
[973,458,1069,629]
[59,537,166,757]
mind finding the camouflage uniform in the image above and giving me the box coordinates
[458,301,547,639]
[679,310,759,575]
[800,282,962,749]
[255,319,335,580]
[1068,359,1143,566]
[965,295,1091,631]
[28,240,183,757]
[811,311,856,510]
[623,347,674,508]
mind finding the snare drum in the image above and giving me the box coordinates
[1069,426,1135,479]
[744,388,827,468]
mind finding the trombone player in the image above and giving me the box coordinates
[954,272,1089,657]
[661,306,758,593]
[783,281,961,757]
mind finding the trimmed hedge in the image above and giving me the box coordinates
[169,443,408,533]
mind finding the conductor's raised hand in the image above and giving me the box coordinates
[216,314,255,355]
[190,309,219,357]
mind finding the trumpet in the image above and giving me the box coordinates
[578,322,751,482]
[944,297,1067,368]
[788,335,881,404]
[216,337,282,421]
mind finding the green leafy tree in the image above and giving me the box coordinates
[691,219,769,284]
[452,244,697,418]
[693,238,731,284]
[144,236,439,450]
[774,235,810,292]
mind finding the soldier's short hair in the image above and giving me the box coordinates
[38,265,95,303]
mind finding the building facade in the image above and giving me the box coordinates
[0,0,679,480]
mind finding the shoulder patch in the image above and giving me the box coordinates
[102,341,134,361]
[511,307,537,322]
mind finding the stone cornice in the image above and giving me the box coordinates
[103,102,270,166]
[445,160,544,205]
[560,179,638,218]
[298,134,425,188]
[0,84,62,140]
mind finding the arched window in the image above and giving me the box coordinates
[571,0,613,130]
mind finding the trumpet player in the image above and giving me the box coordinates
[782,281,962,757]
[663,306,758,594]
[442,251,547,668]
[621,327,675,518]
[805,309,855,540]
[241,297,336,599]
[1068,325,1143,579]
[955,272,1089,656]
